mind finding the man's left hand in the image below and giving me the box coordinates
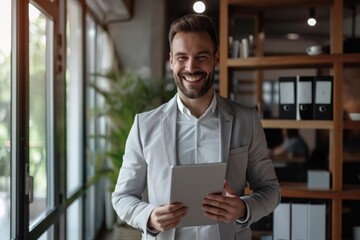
[201,181,246,223]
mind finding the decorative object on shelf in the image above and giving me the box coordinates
[349,113,360,121]
[278,75,333,120]
[313,76,333,120]
[279,76,297,120]
[274,202,326,240]
[306,45,323,55]
[354,226,360,240]
[297,76,314,120]
[307,170,330,190]
[228,35,254,58]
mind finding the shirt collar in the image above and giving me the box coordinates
[176,93,217,117]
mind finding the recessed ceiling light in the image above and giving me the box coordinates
[193,1,206,13]
[307,8,317,26]
[287,33,299,40]
[307,18,317,26]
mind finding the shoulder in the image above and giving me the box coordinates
[137,95,177,122]
[217,94,257,117]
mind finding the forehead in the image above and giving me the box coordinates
[171,31,214,54]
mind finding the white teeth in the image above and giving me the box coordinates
[184,76,202,82]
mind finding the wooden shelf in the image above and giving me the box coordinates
[227,54,360,70]
[281,183,360,200]
[228,0,332,7]
[220,0,360,239]
[228,55,333,69]
[247,183,360,200]
[343,121,360,129]
[280,185,336,199]
[261,119,333,129]
[342,185,360,200]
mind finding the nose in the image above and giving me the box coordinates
[185,57,197,73]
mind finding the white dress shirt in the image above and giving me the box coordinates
[175,94,221,240]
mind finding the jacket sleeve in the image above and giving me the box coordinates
[241,110,281,225]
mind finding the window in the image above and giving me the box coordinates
[85,15,96,240]
[3,0,119,238]
[66,0,84,237]
[66,0,83,197]
[0,0,12,238]
[28,3,55,227]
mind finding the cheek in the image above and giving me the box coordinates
[171,63,183,74]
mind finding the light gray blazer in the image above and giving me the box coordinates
[112,93,280,240]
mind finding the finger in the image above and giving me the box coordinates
[224,180,236,196]
[155,206,188,231]
[155,203,186,216]
[202,205,232,223]
[204,194,230,205]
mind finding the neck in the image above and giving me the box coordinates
[179,90,215,118]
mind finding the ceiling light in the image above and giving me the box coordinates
[307,8,317,26]
[193,1,206,13]
[287,33,299,40]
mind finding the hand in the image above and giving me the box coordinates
[201,180,246,223]
[147,203,188,232]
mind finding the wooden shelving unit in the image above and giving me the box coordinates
[219,0,360,239]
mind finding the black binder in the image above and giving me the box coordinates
[279,77,297,119]
[313,76,333,120]
[296,76,314,120]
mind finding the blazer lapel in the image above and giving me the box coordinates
[217,94,233,163]
[161,96,178,166]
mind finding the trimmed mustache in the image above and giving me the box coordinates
[179,71,207,77]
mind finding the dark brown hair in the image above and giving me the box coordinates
[168,14,218,52]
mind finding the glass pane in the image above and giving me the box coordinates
[67,198,82,239]
[86,15,96,180]
[38,225,54,240]
[85,186,95,240]
[28,3,54,225]
[85,15,96,240]
[0,0,12,238]
[66,0,83,196]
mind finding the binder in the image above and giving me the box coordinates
[308,204,326,240]
[273,203,291,240]
[279,77,297,119]
[313,76,333,120]
[297,76,314,120]
[291,203,308,240]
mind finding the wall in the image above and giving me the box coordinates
[107,0,166,79]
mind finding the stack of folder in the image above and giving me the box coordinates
[273,203,326,240]
[279,76,333,120]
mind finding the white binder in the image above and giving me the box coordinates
[273,203,291,240]
[308,204,326,240]
[292,203,308,240]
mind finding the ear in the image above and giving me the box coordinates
[214,50,220,67]
[169,52,174,70]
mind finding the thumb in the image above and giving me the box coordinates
[224,180,236,196]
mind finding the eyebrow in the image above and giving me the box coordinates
[173,50,212,57]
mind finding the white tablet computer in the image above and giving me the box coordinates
[170,162,227,228]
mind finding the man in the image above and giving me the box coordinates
[112,13,280,240]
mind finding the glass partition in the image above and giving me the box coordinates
[66,0,83,197]
[0,0,12,238]
[28,3,55,227]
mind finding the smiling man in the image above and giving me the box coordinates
[112,14,280,240]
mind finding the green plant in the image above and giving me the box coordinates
[90,68,175,188]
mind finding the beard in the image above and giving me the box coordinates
[173,69,215,99]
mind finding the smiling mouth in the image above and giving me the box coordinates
[181,73,206,82]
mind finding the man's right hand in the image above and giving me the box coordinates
[147,203,188,232]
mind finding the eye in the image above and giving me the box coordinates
[177,56,187,62]
[197,55,209,61]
